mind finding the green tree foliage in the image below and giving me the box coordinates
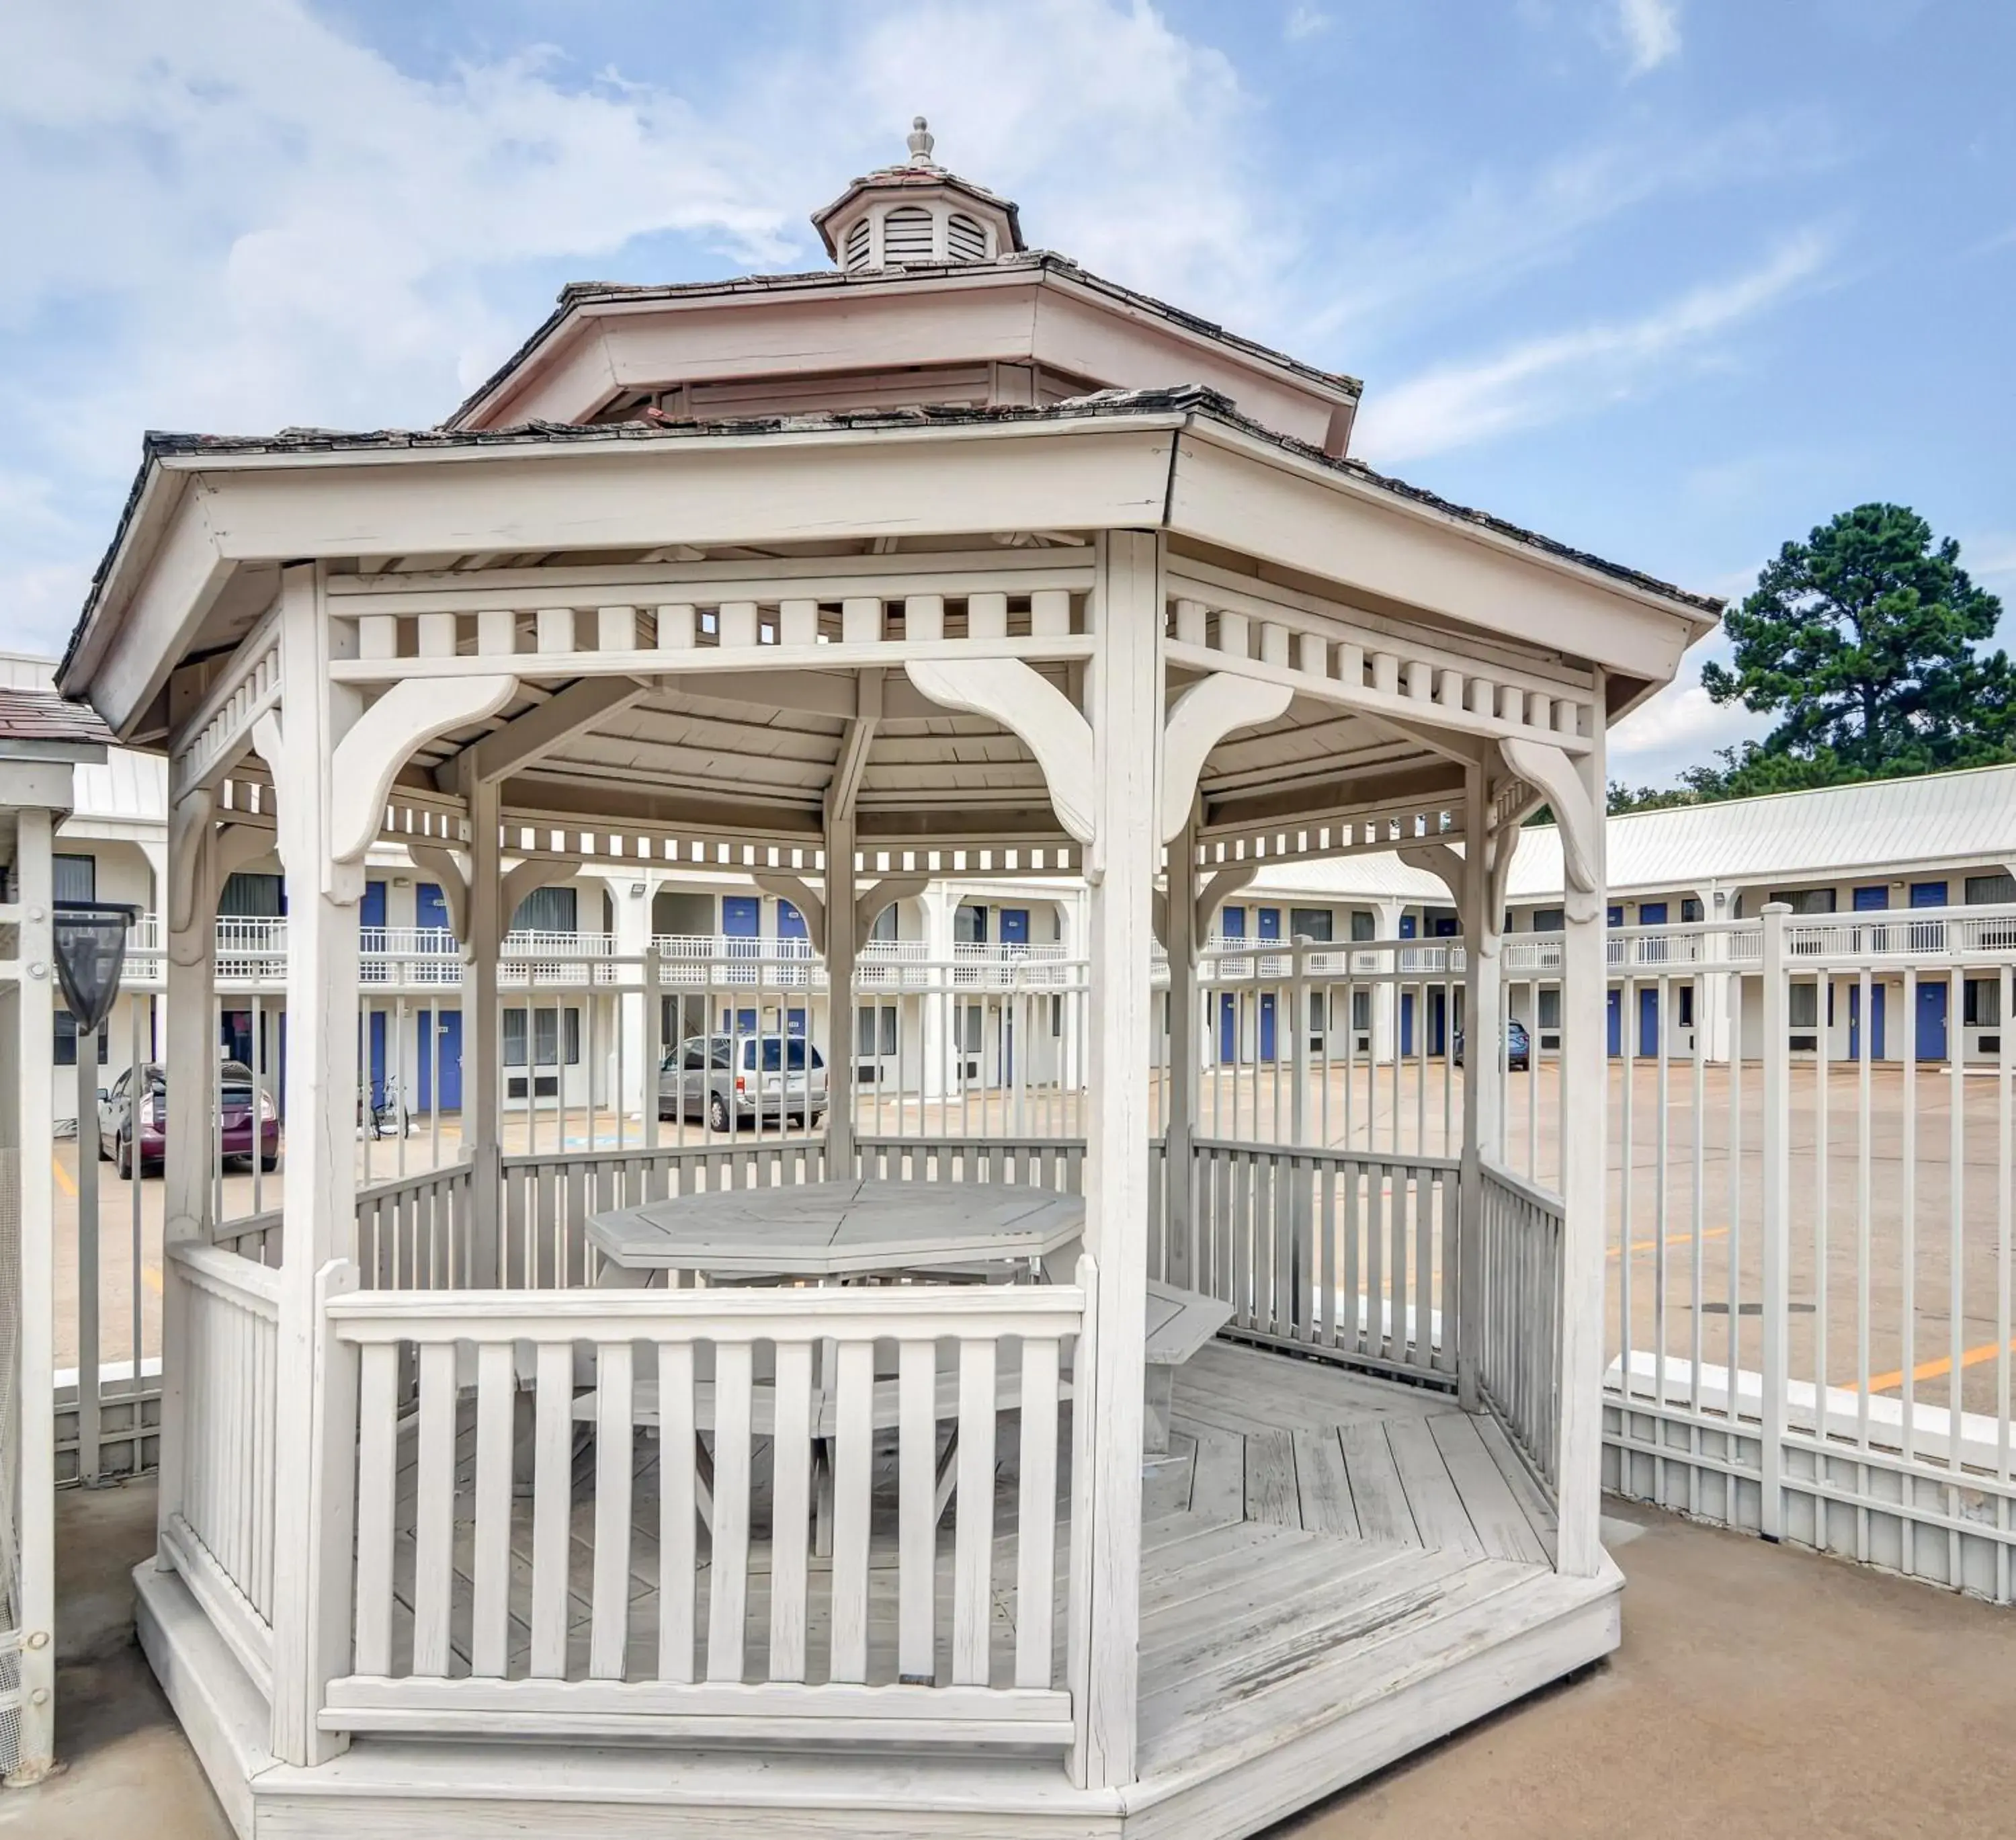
[1699,503,2011,784]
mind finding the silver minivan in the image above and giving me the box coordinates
[657,1034,828,1132]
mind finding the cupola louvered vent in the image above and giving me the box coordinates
[843,218,871,269]
[947,212,988,261]
[883,206,934,262]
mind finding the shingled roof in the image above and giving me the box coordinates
[0,683,114,748]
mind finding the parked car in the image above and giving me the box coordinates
[657,1034,828,1132]
[1452,1018,1531,1072]
[97,1060,280,1179]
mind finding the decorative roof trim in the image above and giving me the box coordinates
[62,385,1721,686]
[448,251,1360,429]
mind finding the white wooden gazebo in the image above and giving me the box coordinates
[58,128,1714,1839]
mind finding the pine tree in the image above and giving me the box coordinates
[1699,503,2008,778]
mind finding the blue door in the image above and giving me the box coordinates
[415,881,450,935]
[1917,980,1948,1062]
[1427,989,1448,1056]
[1259,993,1276,1060]
[776,899,807,940]
[1607,989,1622,1056]
[1638,986,1660,1058]
[366,1011,388,1105]
[1910,882,1949,908]
[1218,992,1238,1061]
[418,1009,462,1112]
[999,908,1030,945]
[1398,914,1417,939]
[1608,905,1624,929]
[722,896,759,971]
[1220,906,1246,939]
[1431,915,1460,938]
[1853,886,1888,912]
[1848,983,1887,1060]
[360,880,386,929]
[1257,908,1281,942]
[1400,995,1415,1057]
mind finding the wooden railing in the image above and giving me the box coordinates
[1478,1159,1563,1493]
[1175,1140,1462,1388]
[323,1269,1091,1747]
[163,1243,281,1698]
[343,1138,1090,1294]
[212,1206,284,1267]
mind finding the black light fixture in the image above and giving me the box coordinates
[52,901,139,1036]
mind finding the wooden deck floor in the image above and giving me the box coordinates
[1137,1341,1557,1778]
[379,1339,1560,1778]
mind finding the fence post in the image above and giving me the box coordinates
[1759,902,1791,1540]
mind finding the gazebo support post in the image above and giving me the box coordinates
[1066,530,1163,1791]
[462,775,503,1286]
[265,565,363,1767]
[8,809,57,1782]
[1457,767,1492,1411]
[824,803,857,1177]
[157,794,215,1575]
[1506,692,1610,1581]
[1163,815,1199,1288]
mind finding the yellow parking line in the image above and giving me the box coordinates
[1610,1224,1730,1260]
[1867,1336,2016,1396]
[51,1153,75,1199]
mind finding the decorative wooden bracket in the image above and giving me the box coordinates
[1159,674,1294,844]
[753,873,825,954]
[1397,841,1466,913]
[905,659,1094,845]
[166,787,214,939]
[1500,737,1599,923]
[1195,864,1258,942]
[857,875,928,953]
[408,845,471,944]
[501,853,579,931]
[330,675,517,869]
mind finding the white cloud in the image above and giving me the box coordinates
[1351,231,1830,464]
[1615,0,1681,77]
[0,0,1276,655]
[1284,6,1331,40]
[1300,111,1835,353]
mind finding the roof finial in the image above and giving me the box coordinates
[907,116,936,165]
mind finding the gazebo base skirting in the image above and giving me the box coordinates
[133,1340,1619,1840]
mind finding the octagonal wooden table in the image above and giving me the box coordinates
[585,1176,1087,1286]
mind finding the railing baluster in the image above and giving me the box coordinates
[952,1337,997,1687]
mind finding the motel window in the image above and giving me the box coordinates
[1788,983,1820,1029]
[1770,888,1838,915]
[954,904,988,945]
[1349,910,1376,942]
[1966,873,2016,907]
[1681,897,1703,923]
[510,885,578,935]
[54,1011,110,1067]
[1290,908,1334,943]
[1678,985,1695,1027]
[53,853,97,904]
[1351,990,1371,1031]
[1966,980,2004,1028]
[503,1007,581,1067]
[1533,909,1564,933]
[220,871,286,917]
[1538,989,1562,1030]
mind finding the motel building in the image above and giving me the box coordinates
[28,626,2016,1146]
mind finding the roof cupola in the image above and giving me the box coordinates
[811,118,1025,271]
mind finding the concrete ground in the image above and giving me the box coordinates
[8,1484,2016,1839]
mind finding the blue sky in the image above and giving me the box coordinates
[3,0,2011,781]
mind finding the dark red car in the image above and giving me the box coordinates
[97,1060,280,1179]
